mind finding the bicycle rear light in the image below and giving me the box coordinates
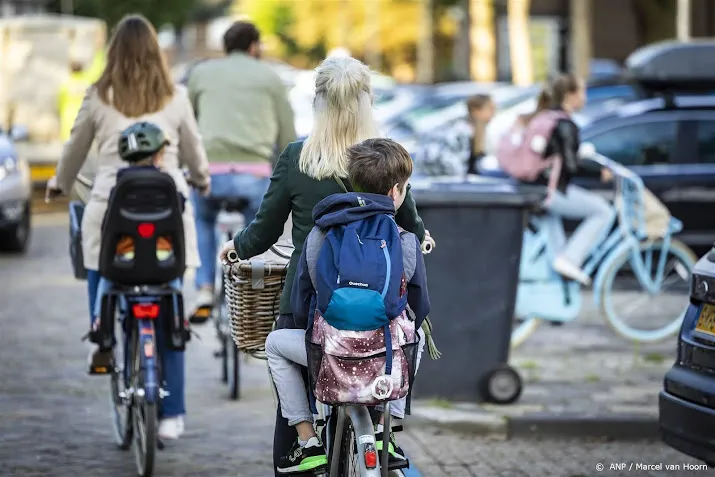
[363,443,377,468]
[137,222,155,238]
[133,303,160,319]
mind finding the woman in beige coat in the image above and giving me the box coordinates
[47,14,210,440]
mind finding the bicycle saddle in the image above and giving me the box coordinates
[215,197,250,213]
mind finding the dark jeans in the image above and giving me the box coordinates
[273,313,311,475]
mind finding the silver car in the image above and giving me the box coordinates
[0,125,31,253]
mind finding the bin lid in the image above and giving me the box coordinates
[410,175,546,207]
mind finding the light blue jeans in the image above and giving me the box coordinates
[191,172,270,290]
[94,277,185,418]
[546,185,616,267]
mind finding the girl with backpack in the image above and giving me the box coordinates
[218,56,435,476]
[497,74,615,285]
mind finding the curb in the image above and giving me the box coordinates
[405,406,659,440]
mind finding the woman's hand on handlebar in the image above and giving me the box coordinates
[422,229,435,254]
[44,176,62,203]
[601,167,614,183]
[187,177,211,197]
[219,239,239,266]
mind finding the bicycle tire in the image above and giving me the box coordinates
[130,325,157,477]
[227,340,240,401]
[338,417,360,477]
[510,317,541,349]
[110,318,132,449]
[133,401,157,477]
[600,238,697,343]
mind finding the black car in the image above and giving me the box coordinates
[660,248,715,467]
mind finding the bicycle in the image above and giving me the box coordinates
[211,198,293,400]
[107,285,185,477]
[510,145,698,350]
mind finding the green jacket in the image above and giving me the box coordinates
[187,52,296,163]
[234,140,426,315]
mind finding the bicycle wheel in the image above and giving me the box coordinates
[227,339,240,401]
[130,327,157,477]
[338,418,361,477]
[110,319,132,449]
[511,316,541,349]
[600,239,697,343]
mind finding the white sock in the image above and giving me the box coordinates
[376,424,384,433]
[298,438,308,447]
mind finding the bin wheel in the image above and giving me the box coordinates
[481,365,523,404]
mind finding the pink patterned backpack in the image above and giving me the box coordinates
[496,110,569,182]
[303,225,420,406]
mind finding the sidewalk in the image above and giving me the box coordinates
[407,294,673,439]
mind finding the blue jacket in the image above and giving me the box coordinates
[290,192,431,330]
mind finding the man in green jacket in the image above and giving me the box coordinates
[187,21,296,321]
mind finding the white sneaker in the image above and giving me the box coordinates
[158,415,184,440]
[553,256,591,286]
[194,288,214,308]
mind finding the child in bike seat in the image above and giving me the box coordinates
[89,122,184,368]
[110,123,178,263]
[264,138,431,474]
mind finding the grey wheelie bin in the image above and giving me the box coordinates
[409,176,545,404]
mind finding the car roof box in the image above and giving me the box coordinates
[625,40,715,92]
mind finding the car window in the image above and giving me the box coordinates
[696,120,715,163]
[588,121,677,166]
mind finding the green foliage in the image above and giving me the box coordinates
[45,0,220,29]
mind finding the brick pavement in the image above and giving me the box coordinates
[0,213,704,477]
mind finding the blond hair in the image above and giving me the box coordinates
[299,57,380,180]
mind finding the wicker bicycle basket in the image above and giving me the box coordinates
[225,260,288,359]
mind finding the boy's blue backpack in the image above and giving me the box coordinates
[305,212,419,405]
[314,213,407,331]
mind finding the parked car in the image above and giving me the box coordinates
[660,247,715,468]
[0,125,31,253]
[386,83,540,153]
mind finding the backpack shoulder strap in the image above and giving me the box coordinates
[305,226,327,288]
[399,229,417,281]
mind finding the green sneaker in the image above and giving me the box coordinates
[375,430,406,463]
[277,437,328,474]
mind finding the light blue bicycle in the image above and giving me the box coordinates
[511,144,698,348]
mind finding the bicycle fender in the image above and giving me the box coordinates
[592,237,639,307]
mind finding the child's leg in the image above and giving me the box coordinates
[264,329,314,435]
[266,328,328,474]
[87,276,115,374]
[86,269,101,327]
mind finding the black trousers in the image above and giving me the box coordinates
[272,313,311,476]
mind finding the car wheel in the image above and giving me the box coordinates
[0,201,30,254]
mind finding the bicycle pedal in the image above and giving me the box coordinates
[189,307,212,324]
[88,365,111,375]
[388,458,410,471]
[392,425,404,433]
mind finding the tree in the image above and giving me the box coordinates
[45,0,218,29]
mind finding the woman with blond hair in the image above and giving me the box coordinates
[46,14,210,440]
[219,55,432,475]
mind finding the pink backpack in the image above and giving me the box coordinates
[496,110,569,184]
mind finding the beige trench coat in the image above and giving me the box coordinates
[55,85,210,270]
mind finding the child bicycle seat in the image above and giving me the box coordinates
[99,168,185,285]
